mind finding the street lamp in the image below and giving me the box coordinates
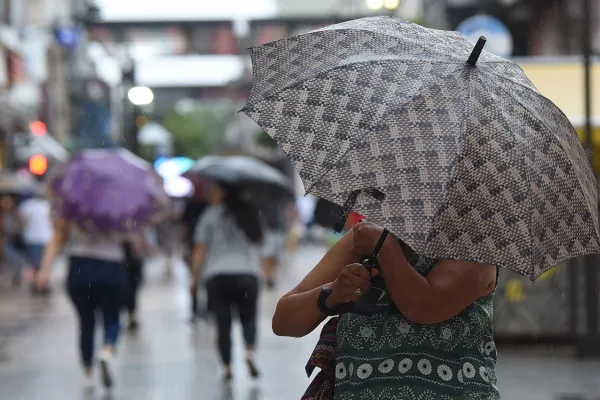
[127,86,154,106]
[383,0,400,9]
[365,0,400,10]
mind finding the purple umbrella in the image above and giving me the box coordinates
[50,148,170,237]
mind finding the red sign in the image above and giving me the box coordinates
[212,26,238,54]
[255,25,288,45]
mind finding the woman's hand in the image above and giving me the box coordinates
[189,275,198,294]
[36,267,51,291]
[352,221,386,257]
[327,263,378,307]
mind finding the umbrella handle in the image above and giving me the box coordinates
[327,230,391,316]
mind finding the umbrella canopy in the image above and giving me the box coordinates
[242,16,600,280]
[50,148,169,237]
[188,155,294,197]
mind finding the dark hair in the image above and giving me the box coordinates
[220,183,264,244]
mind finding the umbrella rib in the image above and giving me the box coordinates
[474,72,535,270]
[479,70,600,267]
[482,66,576,129]
[479,68,596,216]
[421,70,474,259]
[242,56,467,111]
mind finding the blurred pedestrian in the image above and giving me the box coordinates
[1,194,31,287]
[156,204,179,278]
[260,199,287,289]
[18,189,53,294]
[123,232,151,332]
[189,181,263,381]
[181,183,209,322]
[36,219,128,391]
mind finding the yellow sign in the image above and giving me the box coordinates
[537,265,560,281]
[504,279,526,303]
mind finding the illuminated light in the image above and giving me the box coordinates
[163,175,193,198]
[29,154,48,175]
[383,0,400,9]
[156,159,181,178]
[154,157,194,178]
[365,0,384,10]
[30,121,47,137]
[127,86,154,106]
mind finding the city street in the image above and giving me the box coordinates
[1,245,600,400]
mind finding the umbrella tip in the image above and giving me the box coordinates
[467,36,487,67]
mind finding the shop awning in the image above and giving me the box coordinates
[517,58,600,127]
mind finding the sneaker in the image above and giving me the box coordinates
[246,359,260,379]
[82,373,95,391]
[99,350,115,389]
[127,319,139,332]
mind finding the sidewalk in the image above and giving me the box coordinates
[0,248,599,399]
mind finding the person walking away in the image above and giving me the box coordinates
[18,190,53,294]
[181,184,209,321]
[123,232,151,331]
[36,219,128,391]
[156,202,179,278]
[190,182,263,381]
[260,199,287,289]
[1,195,30,287]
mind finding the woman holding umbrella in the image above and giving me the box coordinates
[36,149,168,391]
[242,16,600,400]
[189,180,263,382]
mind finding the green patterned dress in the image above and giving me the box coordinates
[334,255,500,400]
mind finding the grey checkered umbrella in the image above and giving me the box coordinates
[241,16,600,280]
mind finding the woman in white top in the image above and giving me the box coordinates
[37,219,127,391]
[18,191,53,293]
[190,181,264,382]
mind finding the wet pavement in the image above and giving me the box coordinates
[1,245,600,400]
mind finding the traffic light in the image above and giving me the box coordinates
[30,121,47,137]
[29,154,48,175]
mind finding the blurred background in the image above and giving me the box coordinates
[0,0,598,399]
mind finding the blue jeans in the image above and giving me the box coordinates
[25,244,45,270]
[67,256,126,368]
[3,238,27,276]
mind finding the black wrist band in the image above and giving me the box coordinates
[317,287,342,316]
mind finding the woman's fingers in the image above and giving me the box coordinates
[341,264,371,291]
[340,281,365,302]
[346,263,371,279]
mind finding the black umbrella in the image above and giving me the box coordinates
[188,155,294,199]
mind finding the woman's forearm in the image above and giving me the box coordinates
[377,237,435,322]
[39,237,63,274]
[272,284,332,338]
[191,246,205,278]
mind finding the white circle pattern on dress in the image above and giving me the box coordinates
[356,363,374,379]
[336,362,347,380]
[437,364,453,381]
[417,359,432,375]
[378,359,395,374]
[463,362,476,379]
[398,358,413,373]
